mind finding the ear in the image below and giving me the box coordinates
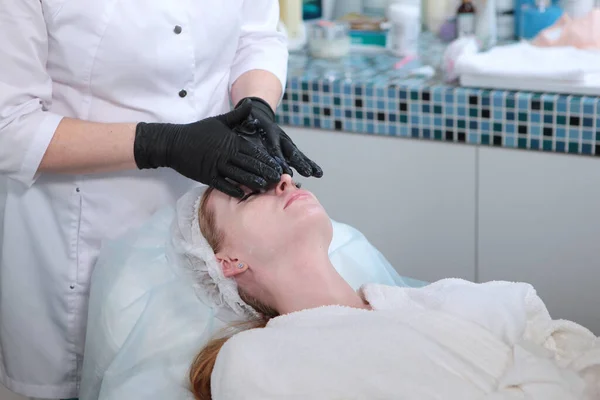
[216,254,248,278]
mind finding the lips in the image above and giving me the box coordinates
[284,190,311,209]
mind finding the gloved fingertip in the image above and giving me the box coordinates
[267,169,282,183]
[312,165,323,178]
[294,161,313,177]
[255,177,268,188]
[283,165,294,177]
[237,98,253,109]
[235,186,247,198]
[227,189,245,199]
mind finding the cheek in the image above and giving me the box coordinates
[229,204,280,254]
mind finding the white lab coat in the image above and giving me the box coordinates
[0,1,287,398]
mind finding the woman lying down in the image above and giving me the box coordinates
[169,175,600,400]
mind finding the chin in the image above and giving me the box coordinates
[288,202,333,245]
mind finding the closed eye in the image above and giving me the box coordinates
[238,191,257,203]
[237,181,302,204]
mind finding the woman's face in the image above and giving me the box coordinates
[206,174,331,266]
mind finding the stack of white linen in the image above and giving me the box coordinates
[212,279,600,400]
[454,42,600,95]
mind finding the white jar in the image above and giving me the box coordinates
[423,0,454,34]
[308,20,352,59]
[387,0,421,56]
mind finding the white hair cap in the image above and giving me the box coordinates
[167,186,260,322]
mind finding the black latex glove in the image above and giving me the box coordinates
[134,99,282,198]
[237,97,323,178]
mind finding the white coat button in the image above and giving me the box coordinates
[174,25,182,34]
[179,89,187,98]
[75,187,80,193]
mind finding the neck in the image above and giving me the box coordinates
[251,246,370,316]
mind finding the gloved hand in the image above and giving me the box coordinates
[134,99,282,198]
[237,97,323,178]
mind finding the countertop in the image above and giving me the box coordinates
[276,34,600,157]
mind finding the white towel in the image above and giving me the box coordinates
[454,42,600,81]
[211,279,600,400]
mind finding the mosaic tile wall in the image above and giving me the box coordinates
[277,35,600,157]
[277,79,600,157]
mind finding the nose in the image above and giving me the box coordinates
[274,174,295,196]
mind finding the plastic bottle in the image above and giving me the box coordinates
[496,0,515,41]
[423,0,454,34]
[475,0,498,48]
[387,0,421,56]
[456,0,477,37]
[279,0,307,51]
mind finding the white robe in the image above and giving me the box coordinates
[212,279,600,400]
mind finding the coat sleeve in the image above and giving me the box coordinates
[0,0,64,186]
[229,0,289,94]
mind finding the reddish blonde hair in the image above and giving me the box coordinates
[189,187,278,400]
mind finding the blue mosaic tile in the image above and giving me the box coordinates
[481,94,490,107]
[569,129,580,140]
[557,98,567,113]
[278,49,600,157]
[518,97,529,110]
[569,142,579,154]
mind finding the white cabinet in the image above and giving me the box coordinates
[478,147,600,334]
[287,127,477,283]
[286,128,600,333]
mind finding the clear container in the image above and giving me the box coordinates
[387,0,421,56]
[308,20,352,59]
